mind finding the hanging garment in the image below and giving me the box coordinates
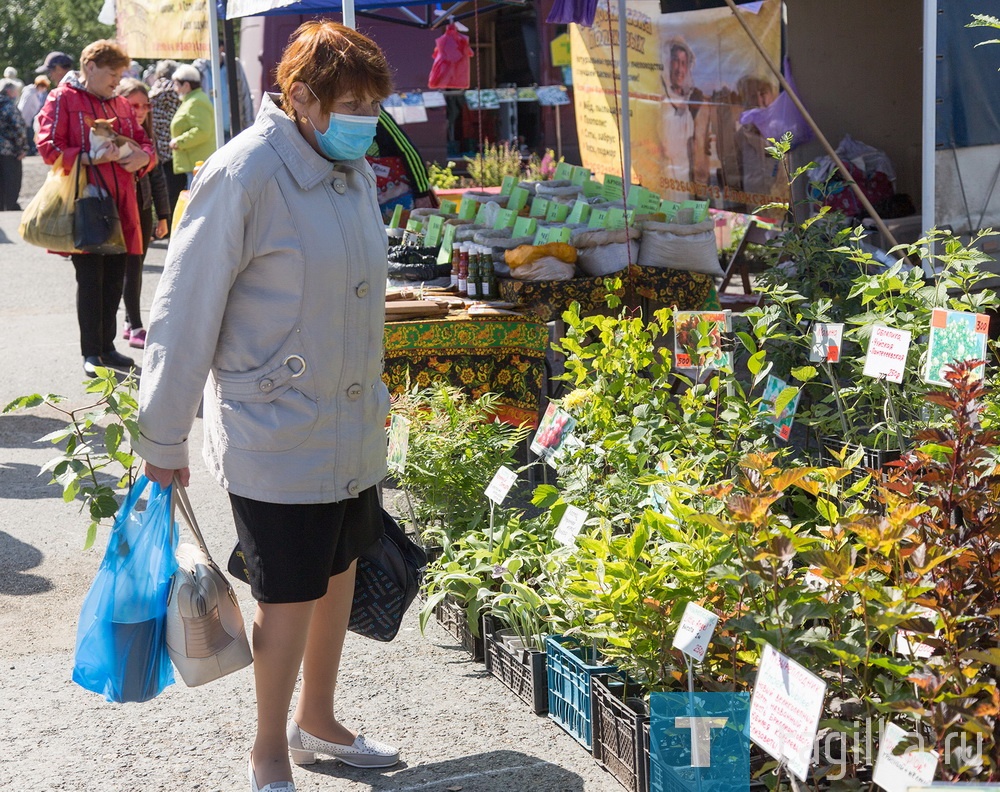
[428,24,474,90]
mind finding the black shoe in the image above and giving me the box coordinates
[83,356,102,378]
[100,349,135,370]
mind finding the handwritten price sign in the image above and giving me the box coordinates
[862,325,911,384]
[485,466,518,505]
[672,601,719,662]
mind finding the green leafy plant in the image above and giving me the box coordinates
[3,368,138,548]
[522,149,561,182]
[464,141,524,187]
[427,160,459,190]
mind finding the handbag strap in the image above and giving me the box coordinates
[170,474,212,560]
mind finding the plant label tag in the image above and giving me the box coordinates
[749,644,827,782]
[513,216,537,238]
[583,179,603,198]
[671,601,718,662]
[508,186,530,212]
[545,201,570,223]
[625,184,643,207]
[438,199,457,215]
[759,374,801,442]
[475,203,491,225]
[493,208,517,229]
[500,175,517,196]
[863,325,911,384]
[809,323,844,363]
[658,200,681,220]
[530,402,577,461]
[389,204,404,228]
[529,197,550,218]
[386,414,410,474]
[554,162,573,180]
[458,195,477,220]
[637,189,662,214]
[924,308,989,386]
[894,630,935,658]
[605,208,626,229]
[602,174,624,201]
[485,465,517,504]
[405,218,423,234]
[554,505,588,546]
[588,209,609,229]
[548,226,572,244]
[436,223,457,265]
[871,722,938,792]
[424,214,445,248]
[533,226,550,246]
[567,200,592,224]
[682,199,710,222]
[570,166,591,186]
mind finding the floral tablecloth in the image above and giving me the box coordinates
[383,312,548,427]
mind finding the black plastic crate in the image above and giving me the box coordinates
[592,674,649,792]
[433,594,484,661]
[484,624,548,715]
[818,436,902,490]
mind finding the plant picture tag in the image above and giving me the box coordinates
[637,189,662,214]
[554,505,588,546]
[863,325,911,384]
[508,186,530,212]
[512,216,537,238]
[500,175,517,196]
[545,201,570,222]
[673,310,731,371]
[494,208,517,229]
[554,161,573,180]
[605,207,626,229]
[809,323,844,363]
[388,204,404,228]
[566,200,591,224]
[386,414,411,474]
[602,174,624,201]
[458,195,478,220]
[485,465,517,504]
[530,197,550,218]
[588,208,609,229]
[424,214,445,248]
[570,166,592,186]
[749,644,827,782]
[671,601,718,663]
[759,374,801,442]
[924,308,989,386]
[871,721,938,792]
[436,223,457,265]
[659,199,681,220]
[530,402,577,461]
[583,179,603,198]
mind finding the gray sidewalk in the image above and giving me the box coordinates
[0,194,621,791]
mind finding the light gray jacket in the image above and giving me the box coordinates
[135,94,389,503]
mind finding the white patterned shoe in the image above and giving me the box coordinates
[286,721,400,768]
[249,757,295,792]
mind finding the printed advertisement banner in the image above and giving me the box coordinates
[570,0,786,212]
[117,0,211,59]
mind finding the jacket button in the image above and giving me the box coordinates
[347,480,360,496]
[333,178,347,194]
[347,383,363,400]
[356,281,370,298]
[259,378,274,392]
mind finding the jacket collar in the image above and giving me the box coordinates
[257,93,374,192]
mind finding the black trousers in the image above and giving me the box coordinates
[0,155,22,211]
[123,204,153,330]
[163,163,187,227]
[71,254,127,358]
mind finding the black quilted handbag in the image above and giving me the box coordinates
[227,509,426,642]
[73,156,126,255]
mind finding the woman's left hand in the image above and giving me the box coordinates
[154,219,169,239]
[119,148,151,173]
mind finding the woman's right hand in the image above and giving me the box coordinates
[144,462,190,488]
[89,143,121,165]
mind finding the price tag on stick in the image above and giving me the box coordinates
[871,722,938,792]
[672,601,718,662]
[485,466,517,504]
[554,505,588,546]
[863,325,911,384]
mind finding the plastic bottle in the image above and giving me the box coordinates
[467,247,480,299]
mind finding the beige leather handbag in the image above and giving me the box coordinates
[166,480,253,686]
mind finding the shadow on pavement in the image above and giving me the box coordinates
[0,225,11,244]
[302,750,587,791]
[0,530,52,595]
[0,414,68,449]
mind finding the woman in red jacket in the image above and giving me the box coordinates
[36,40,155,378]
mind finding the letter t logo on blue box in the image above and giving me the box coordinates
[649,692,751,792]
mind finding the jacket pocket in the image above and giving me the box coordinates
[212,352,319,453]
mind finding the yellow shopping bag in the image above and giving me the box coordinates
[19,155,87,252]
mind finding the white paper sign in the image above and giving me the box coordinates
[863,325,911,384]
[749,644,828,782]
[554,505,588,546]
[422,90,447,108]
[671,601,719,662]
[485,465,517,504]
[810,323,844,363]
[872,722,938,792]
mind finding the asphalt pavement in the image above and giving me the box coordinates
[0,157,621,792]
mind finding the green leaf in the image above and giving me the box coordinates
[815,498,839,524]
[774,386,800,417]
[104,423,123,456]
[747,351,766,376]
[3,394,45,412]
[790,366,818,383]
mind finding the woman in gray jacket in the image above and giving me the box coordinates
[135,22,398,792]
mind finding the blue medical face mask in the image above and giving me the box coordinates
[305,84,379,161]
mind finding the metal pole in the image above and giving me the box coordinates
[721,0,900,252]
[921,0,938,274]
[343,0,356,29]
[617,0,631,191]
[207,1,225,151]
[223,17,242,138]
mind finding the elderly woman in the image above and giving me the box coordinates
[36,40,155,376]
[134,21,397,792]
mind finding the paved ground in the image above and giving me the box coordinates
[0,158,621,792]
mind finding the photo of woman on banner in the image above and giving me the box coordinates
[659,36,709,201]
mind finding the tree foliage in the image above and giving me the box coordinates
[1,0,114,79]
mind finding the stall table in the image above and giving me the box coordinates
[383,312,548,427]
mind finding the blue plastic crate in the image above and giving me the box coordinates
[545,635,617,749]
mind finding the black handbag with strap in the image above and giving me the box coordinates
[73,156,126,255]
[227,508,427,642]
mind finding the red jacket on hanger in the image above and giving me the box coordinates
[428,23,473,90]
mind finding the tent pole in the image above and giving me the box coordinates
[722,0,899,252]
[208,3,226,151]
[921,0,936,268]
[344,0,356,29]
[618,0,630,191]
[223,17,243,138]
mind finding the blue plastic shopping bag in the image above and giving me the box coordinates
[72,477,178,703]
